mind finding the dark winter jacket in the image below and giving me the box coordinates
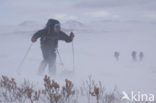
[32,27,73,51]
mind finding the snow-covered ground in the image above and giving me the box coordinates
[0,20,156,95]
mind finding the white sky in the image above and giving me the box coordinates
[0,0,156,25]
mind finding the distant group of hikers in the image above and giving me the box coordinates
[114,51,144,62]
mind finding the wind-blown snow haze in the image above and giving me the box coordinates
[0,0,156,102]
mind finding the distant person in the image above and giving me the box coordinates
[131,51,137,61]
[114,51,120,61]
[139,52,144,61]
[31,19,74,75]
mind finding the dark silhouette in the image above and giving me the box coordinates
[131,51,137,61]
[114,51,120,61]
[31,19,74,75]
[139,52,144,61]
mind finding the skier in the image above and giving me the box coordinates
[31,19,74,75]
[114,51,120,61]
[131,51,137,61]
[139,51,144,61]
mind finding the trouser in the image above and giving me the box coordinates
[132,56,137,61]
[38,46,56,75]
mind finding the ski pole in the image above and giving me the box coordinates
[17,43,33,71]
[72,40,75,72]
[56,49,64,66]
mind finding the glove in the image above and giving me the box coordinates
[70,32,75,39]
[31,38,36,43]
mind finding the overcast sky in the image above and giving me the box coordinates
[0,0,156,25]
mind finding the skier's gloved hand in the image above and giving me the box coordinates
[70,32,75,39]
[31,38,36,43]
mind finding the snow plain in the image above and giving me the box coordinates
[0,20,156,94]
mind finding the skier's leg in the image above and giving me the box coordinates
[117,56,119,61]
[38,60,47,75]
[48,53,56,75]
[38,45,48,75]
[134,56,137,61]
[140,56,143,61]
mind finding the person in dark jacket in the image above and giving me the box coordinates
[114,51,120,61]
[131,51,137,61]
[31,19,74,75]
[139,51,144,61]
